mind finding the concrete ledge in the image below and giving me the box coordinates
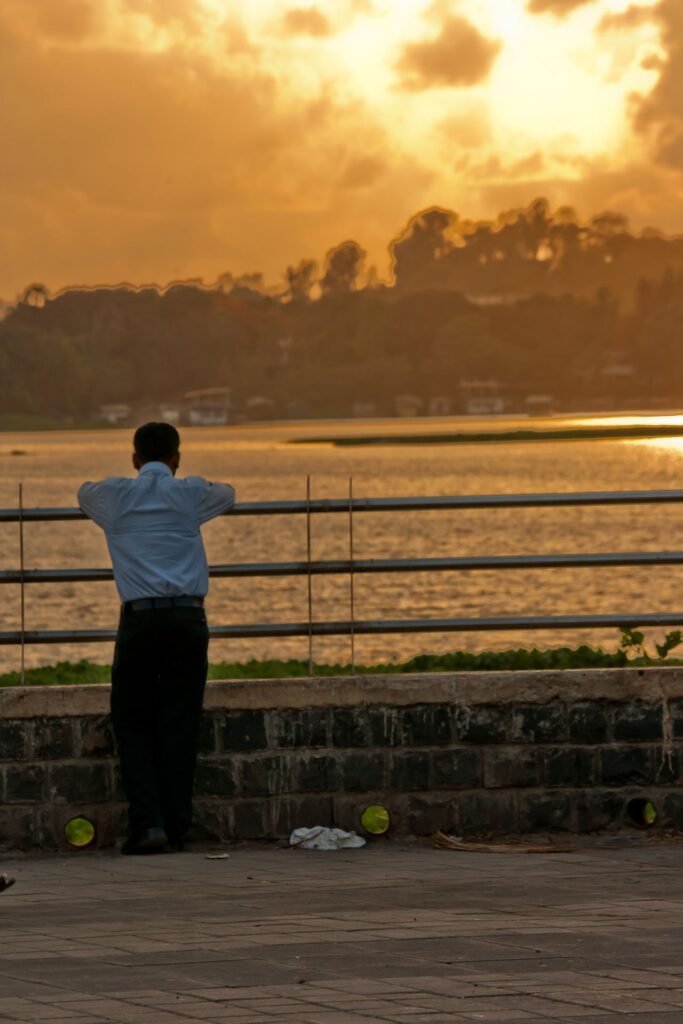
[2,667,683,718]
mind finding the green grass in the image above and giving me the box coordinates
[1,644,673,687]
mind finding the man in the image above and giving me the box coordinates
[78,422,235,854]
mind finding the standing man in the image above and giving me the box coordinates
[78,422,235,854]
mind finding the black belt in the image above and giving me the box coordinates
[122,595,204,613]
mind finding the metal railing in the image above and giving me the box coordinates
[4,486,683,676]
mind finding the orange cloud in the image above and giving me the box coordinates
[598,5,657,33]
[282,7,332,37]
[527,0,596,15]
[395,15,501,90]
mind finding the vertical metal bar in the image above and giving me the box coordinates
[348,476,355,673]
[306,475,313,675]
[19,483,26,685]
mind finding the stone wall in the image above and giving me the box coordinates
[1,669,683,850]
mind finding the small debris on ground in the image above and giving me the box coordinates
[205,853,230,860]
[433,831,576,854]
[290,827,366,850]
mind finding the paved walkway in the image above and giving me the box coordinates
[2,840,683,1023]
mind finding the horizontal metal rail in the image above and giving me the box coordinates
[4,488,683,523]
[4,550,683,586]
[3,611,683,646]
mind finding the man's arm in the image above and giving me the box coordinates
[194,480,236,525]
[77,481,108,527]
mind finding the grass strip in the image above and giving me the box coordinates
[1,644,674,687]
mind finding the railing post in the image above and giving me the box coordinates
[348,476,355,673]
[19,484,26,685]
[306,475,313,676]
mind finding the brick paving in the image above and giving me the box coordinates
[2,841,683,1022]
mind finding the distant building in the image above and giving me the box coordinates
[525,394,555,417]
[159,405,180,425]
[352,400,377,418]
[428,396,451,417]
[459,380,505,416]
[394,394,424,417]
[98,403,130,425]
[244,396,276,421]
[183,388,231,426]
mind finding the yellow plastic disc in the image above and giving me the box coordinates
[64,817,96,849]
[361,805,390,835]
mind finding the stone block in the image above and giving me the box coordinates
[668,698,683,739]
[49,763,111,804]
[510,704,566,743]
[297,755,339,793]
[431,749,482,790]
[401,705,452,746]
[232,799,271,839]
[544,747,596,788]
[455,705,510,744]
[662,791,683,829]
[368,707,401,746]
[654,746,681,785]
[568,702,609,744]
[390,751,430,791]
[239,755,290,797]
[195,759,236,797]
[4,765,45,803]
[274,796,334,836]
[0,720,28,761]
[455,792,517,836]
[33,719,74,760]
[78,717,115,758]
[198,713,217,754]
[220,711,267,753]
[612,702,663,743]
[575,790,625,831]
[406,795,456,835]
[274,709,328,748]
[484,748,541,788]
[519,793,572,832]
[0,807,36,850]
[332,708,368,747]
[599,746,654,787]
[342,753,385,792]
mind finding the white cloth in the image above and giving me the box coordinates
[289,827,366,850]
[77,462,235,602]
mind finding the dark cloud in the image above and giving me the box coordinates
[598,5,656,33]
[339,155,387,189]
[456,151,545,181]
[395,15,501,90]
[282,7,332,37]
[631,0,683,169]
[527,0,596,16]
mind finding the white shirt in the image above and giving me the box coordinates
[77,462,236,602]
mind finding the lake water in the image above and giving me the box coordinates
[2,415,683,672]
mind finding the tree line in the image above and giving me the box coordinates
[2,199,683,422]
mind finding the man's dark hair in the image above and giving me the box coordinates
[133,422,180,464]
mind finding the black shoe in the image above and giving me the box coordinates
[121,827,169,855]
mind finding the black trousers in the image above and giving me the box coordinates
[111,605,209,840]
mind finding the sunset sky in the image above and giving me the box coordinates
[2,0,682,299]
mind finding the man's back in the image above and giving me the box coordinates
[78,461,235,601]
